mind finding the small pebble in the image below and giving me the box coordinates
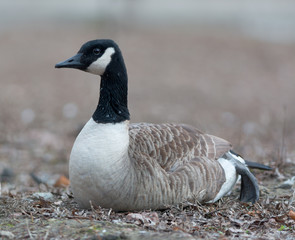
[0,168,14,183]
[33,192,54,201]
[0,230,15,239]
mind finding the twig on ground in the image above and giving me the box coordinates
[26,219,34,240]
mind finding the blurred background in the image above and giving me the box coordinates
[1,0,295,184]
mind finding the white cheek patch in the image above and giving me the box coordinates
[87,47,115,75]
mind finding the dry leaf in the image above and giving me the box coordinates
[126,212,159,226]
[54,175,70,187]
[289,210,295,220]
[172,226,187,232]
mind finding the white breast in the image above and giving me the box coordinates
[70,118,129,167]
[69,118,131,208]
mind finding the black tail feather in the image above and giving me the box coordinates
[245,160,272,171]
[230,150,272,171]
[232,160,260,203]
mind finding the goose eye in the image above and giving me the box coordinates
[93,48,101,55]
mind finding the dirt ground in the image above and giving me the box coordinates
[1,22,295,239]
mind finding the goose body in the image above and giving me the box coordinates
[55,39,261,211]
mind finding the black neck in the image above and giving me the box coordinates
[92,53,130,123]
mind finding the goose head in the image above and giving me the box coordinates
[55,39,121,76]
[55,39,130,124]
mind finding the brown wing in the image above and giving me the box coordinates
[128,123,232,172]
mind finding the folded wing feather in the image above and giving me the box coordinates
[129,123,232,171]
[127,123,233,206]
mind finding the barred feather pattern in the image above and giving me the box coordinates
[126,123,232,210]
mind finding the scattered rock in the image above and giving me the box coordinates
[30,172,46,185]
[277,176,295,189]
[0,168,14,183]
[0,230,15,239]
[30,172,62,186]
[32,192,54,201]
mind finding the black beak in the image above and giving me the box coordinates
[55,53,85,70]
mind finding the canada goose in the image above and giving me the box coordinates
[55,39,268,211]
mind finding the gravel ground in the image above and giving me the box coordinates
[1,23,295,239]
